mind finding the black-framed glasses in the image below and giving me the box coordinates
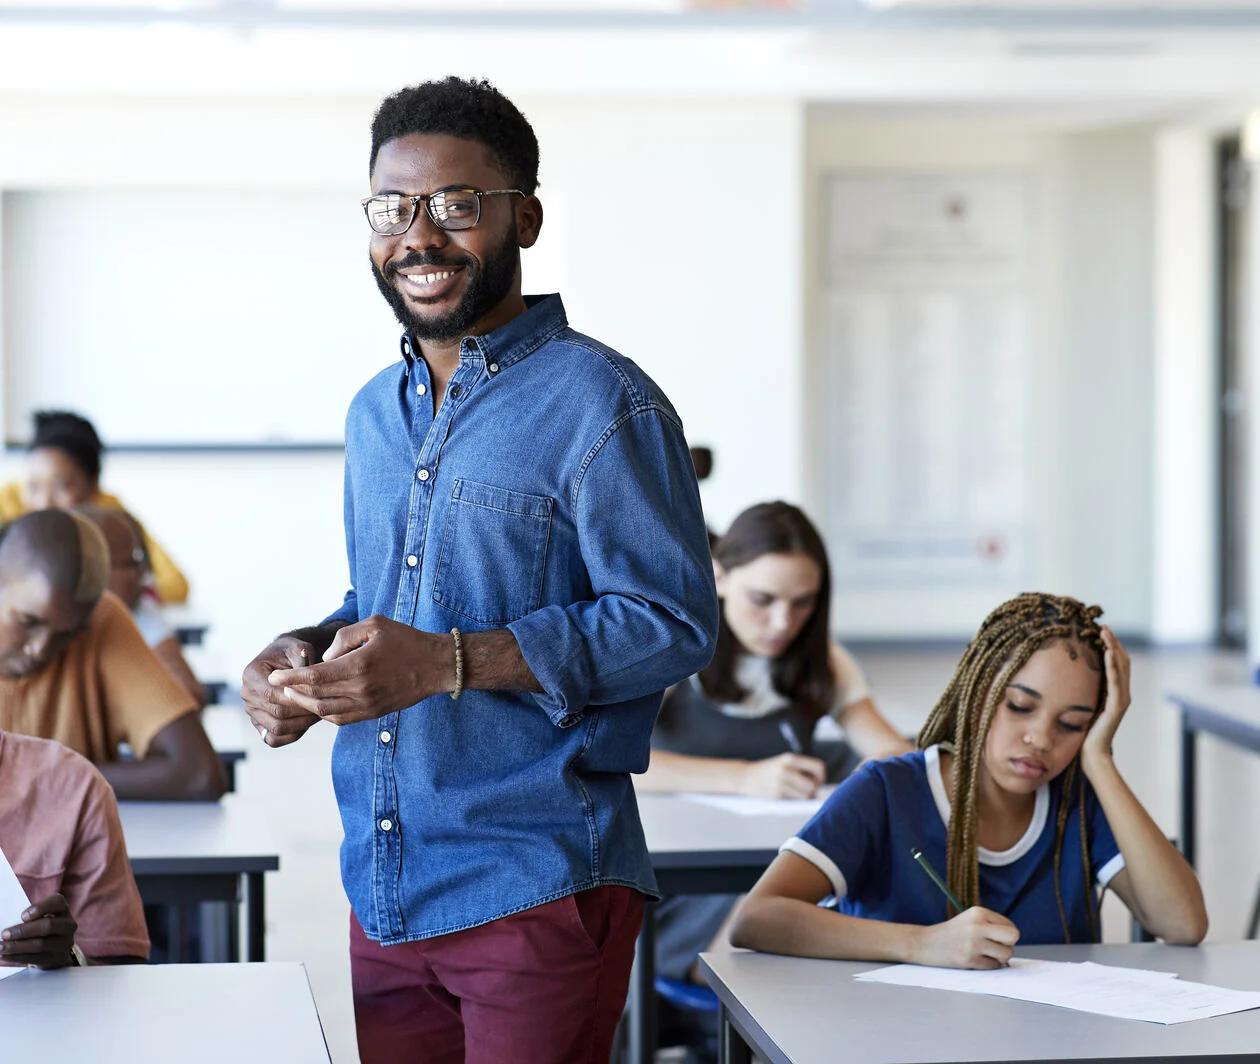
[361,187,524,235]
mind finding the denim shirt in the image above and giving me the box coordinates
[326,294,718,943]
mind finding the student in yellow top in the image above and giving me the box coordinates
[730,593,1208,968]
[0,411,189,604]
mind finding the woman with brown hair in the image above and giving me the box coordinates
[730,593,1207,967]
[641,500,908,801]
[638,501,908,1021]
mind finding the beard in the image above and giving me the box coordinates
[370,225,521,344]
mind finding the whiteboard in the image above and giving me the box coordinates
[819,172,1032,589]
[3,187,544,447]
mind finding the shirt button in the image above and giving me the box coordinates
[380,730,391,744]
[488,363,500,374]
[416,383,427,396]
[417,469,430,482]
[379,818,393,832]
[449,384,462,397]
[406,554,418,568]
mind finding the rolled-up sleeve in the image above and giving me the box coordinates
[509,405,718,724]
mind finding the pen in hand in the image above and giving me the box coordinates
[911,846,965,914]
[779,719,803,755]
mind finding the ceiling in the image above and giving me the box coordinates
[5,0,1260,29]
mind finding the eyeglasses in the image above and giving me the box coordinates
[361,187,524,236]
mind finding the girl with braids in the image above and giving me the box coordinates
[730,593,1207,968]
[639,501,909,1014]
[0,411,189,604]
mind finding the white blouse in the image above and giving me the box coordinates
[708,640,872,720]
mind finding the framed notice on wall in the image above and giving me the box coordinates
[819,172,1031,589]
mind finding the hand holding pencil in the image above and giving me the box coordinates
[909,846,1019,969]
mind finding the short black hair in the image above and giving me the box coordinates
[31,410,104,483]
[369,77,540,195]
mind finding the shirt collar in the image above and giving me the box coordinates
[398,293,568,375]
[923,744,1050,867]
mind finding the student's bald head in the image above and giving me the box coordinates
[0,511,108,678]
[0,510,110,605]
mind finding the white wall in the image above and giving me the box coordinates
[805,112,1165,639]
[0,94,805,676]
[0,90,1228,655]
[1151,128,1219,645]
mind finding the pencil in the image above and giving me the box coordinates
[911,847,964,913]
[300,648,309,668]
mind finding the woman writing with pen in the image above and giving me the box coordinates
[729,593,1208,969]
[637,502,909,1024]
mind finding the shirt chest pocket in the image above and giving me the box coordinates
[432,479,555,625]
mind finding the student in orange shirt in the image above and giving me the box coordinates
[0,510,224,801]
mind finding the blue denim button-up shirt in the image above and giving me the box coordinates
[325,294,718,943]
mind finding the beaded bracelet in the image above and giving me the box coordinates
[450,627,465,700]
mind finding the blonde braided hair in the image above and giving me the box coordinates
[917,592,1106,942]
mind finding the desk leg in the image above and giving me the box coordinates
[627,900,656,1064]
[245,873,266,962]
[1180,719,1197,867]
[227,896,241,963]
[718,1003,752,1064]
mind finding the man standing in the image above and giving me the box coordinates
[242,78,717,1063]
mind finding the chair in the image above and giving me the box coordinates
[655,976,719,1014]
[654,977,719,1064]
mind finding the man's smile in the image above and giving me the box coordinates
[395,265,465,300]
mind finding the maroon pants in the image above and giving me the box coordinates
[350,886,644,1064]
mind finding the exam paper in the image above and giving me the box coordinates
[856,958,1260,1024]
[681,793,824,818]
[0,843,31,981]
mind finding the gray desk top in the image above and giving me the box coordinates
[636,792,817,869]
[1167,684,1260,729]
[0,962,329,1063]
[120,794,279,875]
[701,942,1260,1064]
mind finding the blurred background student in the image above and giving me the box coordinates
[79,505,206,709]
[637,500,911,1059]
[642,500,909,800]
[0,410,189,604]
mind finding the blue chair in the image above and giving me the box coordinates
[655,976,719,1014]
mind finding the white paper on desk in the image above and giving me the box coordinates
[856,958,1260,1024]
[0,843,31,981]
[681,793,824,818]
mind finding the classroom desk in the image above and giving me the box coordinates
[630,792,819,1064]
[1166,685,1260,868]
[202,703,249,792]
[701,941,1260,1064]
[120,795,279,962]
[0,962,330,1063]
[164,606,210,649]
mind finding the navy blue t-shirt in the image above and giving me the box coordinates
[783,746,1125,944]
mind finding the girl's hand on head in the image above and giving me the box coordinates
[740,753,826,800]
[910,907,1019,970]
[1082,625,1131,773]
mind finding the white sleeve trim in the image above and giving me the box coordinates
[780,837,848,899]
[1097,852,1126,890]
